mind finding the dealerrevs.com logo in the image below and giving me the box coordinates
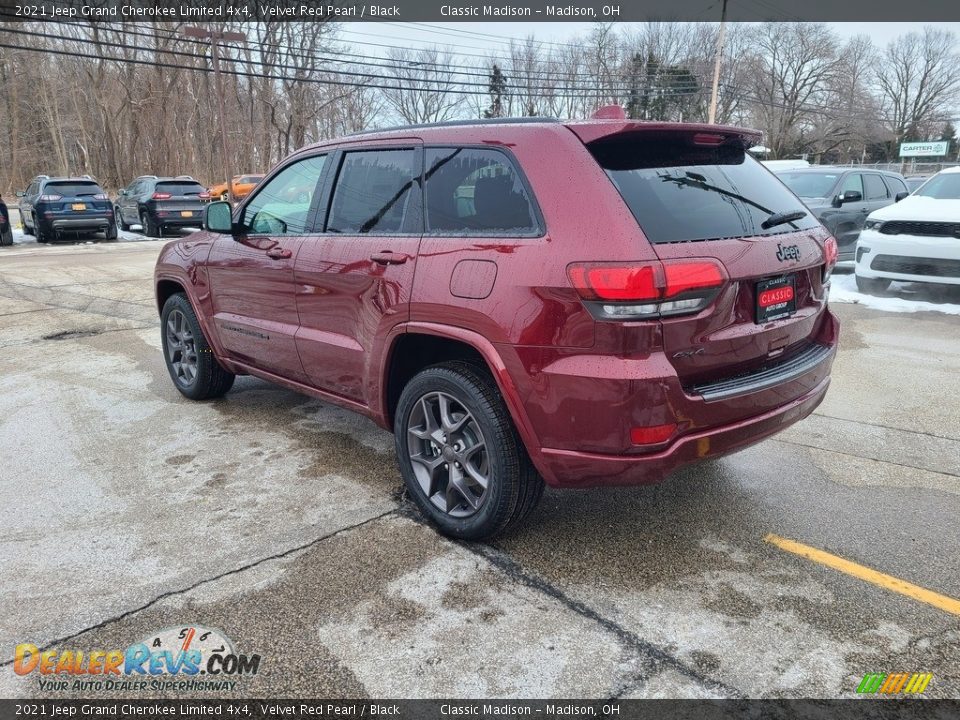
[14,625,261,693]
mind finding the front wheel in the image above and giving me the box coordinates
[394,361,544,541]
[855,275,891,295]
[160,293,235,400]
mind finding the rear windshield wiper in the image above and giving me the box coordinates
[761,209,807,230]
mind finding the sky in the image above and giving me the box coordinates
[338,22,960,56]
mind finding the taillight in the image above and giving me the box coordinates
[823,236,838,281]
[38,194,63,201]
[152,192,172,200]
[199,192,211,200]
[568,259,726,319]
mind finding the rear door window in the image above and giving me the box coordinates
[590,138,819,243]
[863,174,889,201]
[327,149,420,235]
[424,147,540,235]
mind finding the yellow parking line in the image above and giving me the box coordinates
[764,533,960,617]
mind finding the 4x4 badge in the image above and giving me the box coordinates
[776,243,801,262]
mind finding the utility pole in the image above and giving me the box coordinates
[183,27,246,203]
[707,0,728,125]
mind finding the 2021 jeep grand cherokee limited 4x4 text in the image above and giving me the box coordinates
[155,115,839,540]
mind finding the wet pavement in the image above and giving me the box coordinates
[0,241,958,699]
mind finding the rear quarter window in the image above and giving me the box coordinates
[590,138,819,243]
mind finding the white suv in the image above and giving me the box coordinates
[855,167,960,294]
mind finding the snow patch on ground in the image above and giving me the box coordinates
[829,272,960,316]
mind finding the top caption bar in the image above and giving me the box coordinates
[5,0,960,22]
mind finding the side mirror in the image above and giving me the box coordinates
[838,190,862,204]
[118,189,127,196]
[895,191,909,202]
[204,201,234,234]
[15,191,25,198]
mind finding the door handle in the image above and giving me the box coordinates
[370,251,410,265]
[266,247,292,259]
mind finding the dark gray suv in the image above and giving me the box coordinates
[775,168,909,261]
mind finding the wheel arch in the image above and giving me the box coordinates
[380,322,547,480]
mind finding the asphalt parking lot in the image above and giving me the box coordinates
[0,235,958,699]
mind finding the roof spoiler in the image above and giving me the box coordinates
[569,110,762,148]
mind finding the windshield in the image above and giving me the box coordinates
[913,173,960,200]
[590,138,818,243]
[46,181,102,196]
[776,171,840,198]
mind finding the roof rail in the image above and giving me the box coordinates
[348,116,560,136]
[36,174,50,179]
[135,174,159,180]
[175,175,195,180]
[81,174,93,179]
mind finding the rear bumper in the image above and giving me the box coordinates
[503,309,839,488]
[537,375,830,487]
[49,216,111,231]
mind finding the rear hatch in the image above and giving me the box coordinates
[576,125,832,386]
[44,181,110,213]
[152,181,209,220]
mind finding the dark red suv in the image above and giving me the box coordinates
[155,113,839,540]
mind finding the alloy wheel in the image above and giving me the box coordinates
[165,309,198,386]
[406,391,490,517]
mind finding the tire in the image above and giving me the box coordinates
[394,361,544,541]
[141,210,161,238]
[220,191,229,202]
[33,214,50,243]
[855,275,891,295]
[160,293,235,401]
[104,219,118,241]
[115,206,130,231]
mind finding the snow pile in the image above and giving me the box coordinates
[829,273,960,316]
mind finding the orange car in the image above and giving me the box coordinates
[208,174,265,201]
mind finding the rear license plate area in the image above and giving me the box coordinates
[180,211,193,218]
[756,275,796,323]
[71,203,86,211]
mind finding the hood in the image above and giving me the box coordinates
[869,196,960,222]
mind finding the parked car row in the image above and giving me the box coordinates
[11,172,265,243]
[772,165,960,294]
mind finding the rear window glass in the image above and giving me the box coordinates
[156,182,206,195]
[425,148,539,235]
[591,139,819,243]
[45,181,102,196]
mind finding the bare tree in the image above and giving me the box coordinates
[744,23,845,158]
[380,46,463,124]
[875,28,960,147]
